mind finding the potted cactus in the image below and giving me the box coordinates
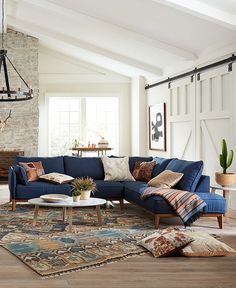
[215,139,236,186]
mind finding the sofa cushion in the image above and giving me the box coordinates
[64,156,104,179]
[15,165,28,185]
[165,159,203,192]
[151,157,174,178]
[16,156,65,174]
[129,157,153,173]
[132,160,156,182]
[123,181,175,214]
[195,175,210,193]
[102,156,135,181]
[196,193,226,214]
[92,180,124,199]
[15,181,71,200]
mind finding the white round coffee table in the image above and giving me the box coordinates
[28,197,106,233]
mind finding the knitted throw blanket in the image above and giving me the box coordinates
[141,187,207,226]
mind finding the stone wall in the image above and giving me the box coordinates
[0,29,39,156]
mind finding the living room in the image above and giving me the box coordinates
[0,0,236,287]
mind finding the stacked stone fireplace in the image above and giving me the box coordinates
[0,29,39,158]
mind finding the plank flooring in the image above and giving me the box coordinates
[0,184,236,287]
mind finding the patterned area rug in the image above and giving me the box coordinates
[0,203,154,277]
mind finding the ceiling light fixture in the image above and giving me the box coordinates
[0,0,33,102]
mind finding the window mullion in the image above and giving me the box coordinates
[80,97,87,145]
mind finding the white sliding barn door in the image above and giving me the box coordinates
[169,78,196,160]
[166,63,236,208]
[195,66,234,181]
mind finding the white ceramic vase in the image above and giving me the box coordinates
[72,195,81,202]
[80,190,91,200]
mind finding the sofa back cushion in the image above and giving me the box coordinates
[195,175,210,193]
[64,156,104,179]
[14,165,29,185]
[129,157,153,173]
[165,159,203,192]
[16,156,65,174]
[152,157,174,178]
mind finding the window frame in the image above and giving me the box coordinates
[46,93,120,156]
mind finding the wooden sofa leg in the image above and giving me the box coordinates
[12,199,16,211]
[217,214,223,229]
[155,215,160,229]
[119,199,124,210]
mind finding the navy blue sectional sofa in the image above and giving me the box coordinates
[8,155,227,228]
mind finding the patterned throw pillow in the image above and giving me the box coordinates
[39,172,74,184]
[19,161,45,182]
[132,160,156,182]
[139,228,193,257]
[148,170,183,188]
[180,231,235,257]
[101,156,135,181]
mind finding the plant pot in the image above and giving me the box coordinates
[80,190,91,200]
[215,172,236,186]
[72,195,81,202]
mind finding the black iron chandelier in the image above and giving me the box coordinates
[0,0,33,102]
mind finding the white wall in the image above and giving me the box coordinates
[131,76,147,156]
[147,83,170,158]
[147,51,236,210]
[38,47,131,156]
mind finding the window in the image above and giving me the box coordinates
[48,96,119,156]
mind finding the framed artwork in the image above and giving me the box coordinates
[149,103,166,151]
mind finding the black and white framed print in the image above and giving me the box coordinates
[149,103,166,151]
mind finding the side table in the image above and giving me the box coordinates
[210,184,236,217]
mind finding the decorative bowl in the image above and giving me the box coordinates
[40,194,69,203]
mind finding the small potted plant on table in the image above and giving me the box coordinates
[72,190,81,202]
[215,139,236,186]
[71,177,96,201]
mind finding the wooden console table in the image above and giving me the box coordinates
[71,147,113,157]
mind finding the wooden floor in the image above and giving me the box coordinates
[0,184,236,288]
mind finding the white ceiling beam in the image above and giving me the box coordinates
[155,0,236,31]
[9,0,197,61]
[8,16,162,78]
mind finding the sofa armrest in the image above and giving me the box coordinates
[8,166,17,199]
[195,175,210,193]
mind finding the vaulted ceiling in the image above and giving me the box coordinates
[6,0,236,80]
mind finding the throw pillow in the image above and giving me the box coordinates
[101,156,135,181]
[132,160,156,182]
[139,229,193,257]
[148,170,184,188]
[180,231,235,257]
[39,172,74,184]
[19,161,45,182]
